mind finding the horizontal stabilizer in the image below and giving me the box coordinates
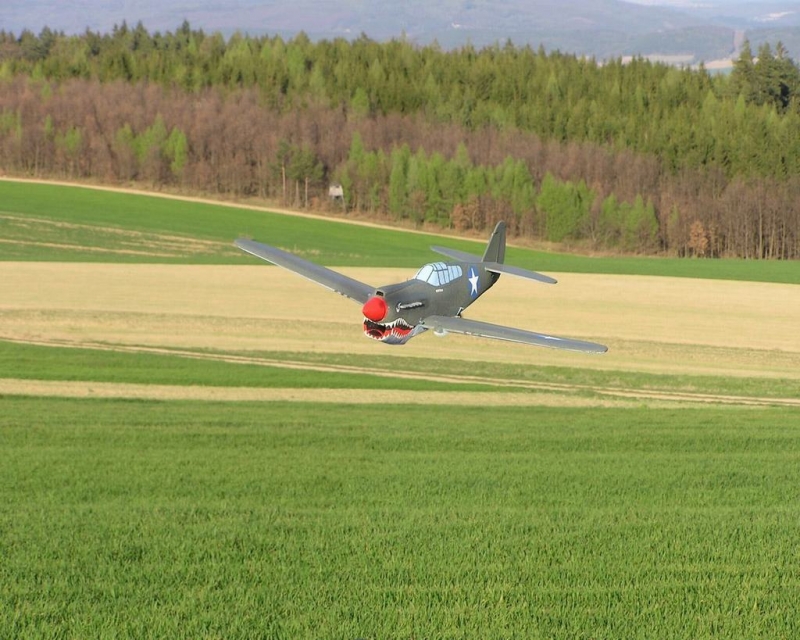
[420,315,607,353]
[234,239,374,304]
[431,246,556,284]
[484,262,557,285]
[429,245,482,263]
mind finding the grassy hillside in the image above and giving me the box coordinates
[2,180,798,283]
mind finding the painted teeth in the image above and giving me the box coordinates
[384,318,412,330]
[363,317,414,341]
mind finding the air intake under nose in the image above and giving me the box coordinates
[362,296,387,322]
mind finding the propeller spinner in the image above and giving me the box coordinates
[362,296,387,322]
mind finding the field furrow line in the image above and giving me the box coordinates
[2,336,797,408]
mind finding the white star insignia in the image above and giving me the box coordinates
[468,268,479,295]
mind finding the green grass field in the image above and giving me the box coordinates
[2,179,800,637]
[2,180,798,283]
[2,398,799,638]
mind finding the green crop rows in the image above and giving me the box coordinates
[2,398,799,638]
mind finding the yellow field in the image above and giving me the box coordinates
[2,262,799,387]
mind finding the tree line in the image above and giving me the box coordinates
[1,24,799,258]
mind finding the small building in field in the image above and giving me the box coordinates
[328,183,344,199]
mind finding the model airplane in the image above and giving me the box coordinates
[235,221,607,353]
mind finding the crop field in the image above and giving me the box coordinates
[1,179,800,638]
[3,398,800,638]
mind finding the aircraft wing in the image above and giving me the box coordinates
[235,239,374,304]
[420,315,608,353]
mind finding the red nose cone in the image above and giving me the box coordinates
[362,296,388,322]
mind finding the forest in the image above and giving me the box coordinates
[1,22,800,259]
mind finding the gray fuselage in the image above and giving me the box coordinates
[362,261,500,344]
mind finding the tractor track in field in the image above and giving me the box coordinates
[2,337,798,408]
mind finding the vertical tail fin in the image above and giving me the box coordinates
[482,221,506,264]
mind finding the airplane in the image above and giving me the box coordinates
[234,221,607,353]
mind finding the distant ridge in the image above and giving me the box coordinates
[3,0,800,63]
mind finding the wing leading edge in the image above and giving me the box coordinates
[234,239,374,304]
[421,315,608,353]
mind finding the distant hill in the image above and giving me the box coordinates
[3,0,800,63]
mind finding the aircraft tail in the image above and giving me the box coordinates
[482,221,506,264]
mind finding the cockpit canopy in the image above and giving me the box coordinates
[413,262,463,287]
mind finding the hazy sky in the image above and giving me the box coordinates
[627,0,775,3]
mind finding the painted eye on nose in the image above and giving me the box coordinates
[362,296,387,322]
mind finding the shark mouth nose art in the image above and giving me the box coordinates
[363,317,414,342]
